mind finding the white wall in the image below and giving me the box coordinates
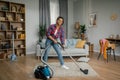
[73,0,83,23]
[50,0,59,24]
[72,0,120,55]
[3,0,39,54]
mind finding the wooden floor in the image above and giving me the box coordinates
[0,52,120,80]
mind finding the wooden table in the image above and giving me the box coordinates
[106,38,120,44]
[106,38,120,42]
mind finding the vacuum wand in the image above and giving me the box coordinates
[57,42,88,75]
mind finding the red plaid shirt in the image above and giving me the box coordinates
[46,24,65,45]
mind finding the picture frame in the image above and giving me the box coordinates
[89,12,97,27]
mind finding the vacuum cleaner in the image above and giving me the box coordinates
[34,43,54,80]
[10,33,17,61]
[57,42,88,75]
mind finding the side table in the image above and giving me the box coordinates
[89,43,94,57]
[87,42,94,57]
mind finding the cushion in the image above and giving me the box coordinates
[39,42,45,49]
[72,39,78,46]
[66,39,79,48]
[64,39,68,48]
[75,40,86,48]
[67,39,73,48]
[77,57,90,62]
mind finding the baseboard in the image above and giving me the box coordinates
[26,51,35,54]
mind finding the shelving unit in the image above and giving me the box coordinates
[0,1,26,59]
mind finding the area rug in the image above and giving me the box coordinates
[35,62,99,77]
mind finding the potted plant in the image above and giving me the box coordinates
[39,24,46,42]
[80,24,86,40]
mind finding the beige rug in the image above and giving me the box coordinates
[36,62,99,77]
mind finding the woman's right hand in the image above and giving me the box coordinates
[48,36,57,44]
[53,40,57,44]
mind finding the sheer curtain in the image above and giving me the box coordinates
[50,0,59,24]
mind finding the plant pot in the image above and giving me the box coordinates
[81,33,85,40]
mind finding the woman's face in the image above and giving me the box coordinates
[56,18,63,26]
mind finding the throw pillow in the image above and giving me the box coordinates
[67,39,73,48]
[64,39,68,48]
[75,40,86,48]
[77,57,90,62]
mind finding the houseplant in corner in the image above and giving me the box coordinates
[39,24,46,42]
[80,24,86,40]
[37,24,46,49]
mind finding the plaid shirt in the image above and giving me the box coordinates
[46,24,65,45]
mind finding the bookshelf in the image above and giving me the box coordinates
[0,1,26,59]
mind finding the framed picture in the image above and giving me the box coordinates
[89,13,96,27]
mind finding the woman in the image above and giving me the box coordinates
[43,16,69,69]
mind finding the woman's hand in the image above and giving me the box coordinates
[53,39,57,44]
[48,36,57,44]
[62,44,65,48]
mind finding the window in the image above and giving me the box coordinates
[50,0,59,24]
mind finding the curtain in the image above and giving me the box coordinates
[50,0,60,24]
[59,0,68,38]
[39,0,50,28]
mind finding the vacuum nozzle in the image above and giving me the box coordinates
[80,68,88,75]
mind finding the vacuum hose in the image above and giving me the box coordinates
[40,43,54,78]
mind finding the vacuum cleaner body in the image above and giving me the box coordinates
[34,65,51,80]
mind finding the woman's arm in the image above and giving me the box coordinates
[48,36,57,43]
[60,27,65,45]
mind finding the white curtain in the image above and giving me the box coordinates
[50,0,59,24]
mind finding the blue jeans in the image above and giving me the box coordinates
[43,38,64,65]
